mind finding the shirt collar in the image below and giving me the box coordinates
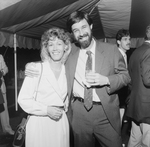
[145,40,150,43]
[90,39,96,55]
[118,47,126,57]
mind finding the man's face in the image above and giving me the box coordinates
[117,36,131,52]
[71,19,92,49]
[146,28,150,40]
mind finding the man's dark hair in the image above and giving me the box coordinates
[116,29,130,41]
[66,11,93,33]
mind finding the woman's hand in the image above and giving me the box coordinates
[47,106,63,121]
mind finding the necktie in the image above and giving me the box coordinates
[84,51,93,110]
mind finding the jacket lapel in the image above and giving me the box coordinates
[66,46,79,98]
[95,41,105,73]
[43,62,62,98]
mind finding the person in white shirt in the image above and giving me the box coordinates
[18,27,71,147]
[65,11,130,147]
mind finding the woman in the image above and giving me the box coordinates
[18,27,71,147]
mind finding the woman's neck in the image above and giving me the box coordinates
[49,60,62,71]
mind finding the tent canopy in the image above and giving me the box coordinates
[0,0,150,49]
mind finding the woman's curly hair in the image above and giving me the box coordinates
[40,27,71,64]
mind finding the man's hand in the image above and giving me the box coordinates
[25,62,40,77]
[85,71,109,87]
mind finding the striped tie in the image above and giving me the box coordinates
[84,51,93,110]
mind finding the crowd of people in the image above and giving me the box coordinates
[0,10,150,147]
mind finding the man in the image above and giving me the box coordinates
[25,11,130,147]
[116,29,131,123]
[126,24,150,147]
[65,11,130,147]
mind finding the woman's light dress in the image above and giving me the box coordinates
[18,61,69,147]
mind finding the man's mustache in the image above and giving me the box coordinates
[78,34,88,39]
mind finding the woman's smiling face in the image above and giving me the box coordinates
[48,37,66,62]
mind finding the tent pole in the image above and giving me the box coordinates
[89,0,100,15]
[14,34,18,111]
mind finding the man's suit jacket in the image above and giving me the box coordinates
[126,42,150,124]
[117,51,129,108]
[65,40,130,135]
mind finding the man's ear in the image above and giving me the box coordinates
[117,40,120,46]
[64,45,68,51]
[90,24,93,30]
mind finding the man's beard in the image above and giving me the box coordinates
[76,33,92,49]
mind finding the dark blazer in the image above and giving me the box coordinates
[126,42,150,124]
[118,86,129,108]
[65,40,130,135]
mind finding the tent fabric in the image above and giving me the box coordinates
[0,31,40,49]
[96,0,131,38]
[0,0,99,49]
[0,0,150,49]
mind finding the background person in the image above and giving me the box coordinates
[116,29,131,124]
[126,24,150,147]
[0,71,4,113]
[18,27,71,147]
[0,54,14,135]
